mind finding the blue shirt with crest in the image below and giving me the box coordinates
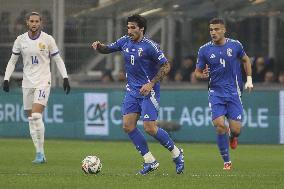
[196,38,246,97]
[107,35,167,98]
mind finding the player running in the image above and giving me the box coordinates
[92,14,184,175]
[195,18,253,170]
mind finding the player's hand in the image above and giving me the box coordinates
[63,78,70,95]
[3,80,9,92]
[140,82,154,96]
[92,41,102,50]
[202,64,210,79]
[245,76,253,93]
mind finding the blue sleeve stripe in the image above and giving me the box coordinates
[144,38,159,52]
[51,51,59,56]
[12,51,20,55]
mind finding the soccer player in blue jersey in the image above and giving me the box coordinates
[92,14,184,175]
[195,18,253,170]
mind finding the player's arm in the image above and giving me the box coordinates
[241,54,253,92]
[140,62,170,96]
[151,62,171,84]
[49,36,70,94]
[92,41,113,54]
[194,65,209,80]
[194,47,209,80]
[3,53,19,92]
[52,53,70,94]
[3,38,21,92]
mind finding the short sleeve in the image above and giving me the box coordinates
[196,47,206,70]
[148,42,167,65]
[49,35,60,56]
[12,37,21,55]
[236,40,246,58]
[107,36,127,52]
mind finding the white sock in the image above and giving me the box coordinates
[28,117,39,153]
[171,145,180,159]
[32,113,45,155]
[143,152,156,163]
[37,119,45,155]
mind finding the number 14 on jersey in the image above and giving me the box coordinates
[31,56,39,64]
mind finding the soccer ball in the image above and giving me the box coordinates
[81,155,102,175]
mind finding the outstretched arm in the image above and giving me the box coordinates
[139,62,171,96]
[92,41,113,54]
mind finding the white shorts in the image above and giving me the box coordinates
[22,87,51,110]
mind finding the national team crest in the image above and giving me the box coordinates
[38,42,46,51]
[227,48,232,57]
[138,48,143,56]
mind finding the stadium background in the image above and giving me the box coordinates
[0,1,284,188]
[0,0,284,144]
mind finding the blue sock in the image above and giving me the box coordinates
[217,133,230,162]
[154,128,175,151]
[128,128,149,156]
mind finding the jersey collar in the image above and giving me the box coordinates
[28,31,41,40]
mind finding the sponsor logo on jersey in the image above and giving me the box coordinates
[210,54,215,59]
[237,114,242,120]
[144,114,149,119]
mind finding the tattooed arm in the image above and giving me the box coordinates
[151,62,171,84]
[140,62,171,96]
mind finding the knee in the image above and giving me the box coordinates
[31,112,42,122]
[215,124,227,135]
[230,127,241,137]
[122,123,135,133]
[143,123,157,136]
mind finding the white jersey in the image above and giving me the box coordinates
[12,31,59,88]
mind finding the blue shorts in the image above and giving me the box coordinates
[209,95,243,121]
[121,91,160,121]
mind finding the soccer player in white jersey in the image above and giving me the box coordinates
[195,18,253,170]
[2,12,70,164]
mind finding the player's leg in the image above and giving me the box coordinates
[31,103,46,163]
[227,95,243,149]
[31,87,50,164]
[210,96,231,170]
[142,96,184,174]
[23,88,39,162]
[122,93,157,174]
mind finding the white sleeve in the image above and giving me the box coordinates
[48,35,59,56]
[12,37,21,55]
[4,54,19,81]
[52,53,68,78]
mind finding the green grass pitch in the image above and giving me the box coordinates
[0,138,283,189]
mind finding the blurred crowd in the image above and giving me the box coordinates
[102,56,284,85]
[0,11,283,86]
[0,10,52,42]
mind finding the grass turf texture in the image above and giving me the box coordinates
[0,138,283,189]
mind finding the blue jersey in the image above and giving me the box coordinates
[196,38,246,97]
[107,36,167,98]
